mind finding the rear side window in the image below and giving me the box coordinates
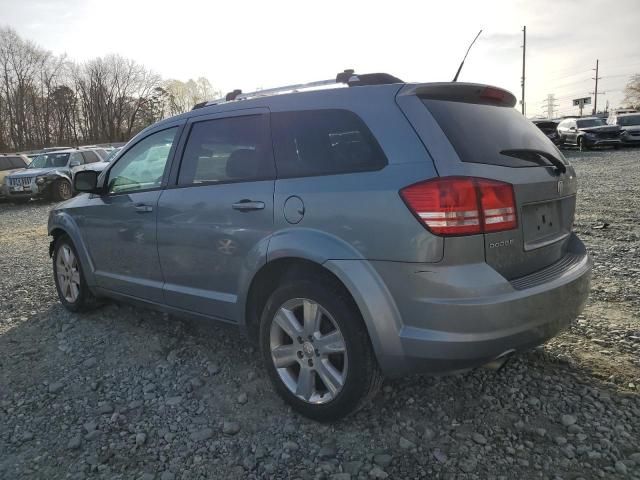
[271,109,387,178]
[178,114,274,185]
[422,99,564,168]
[0,158,11,170]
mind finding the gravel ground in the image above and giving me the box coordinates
[1,148,639,480]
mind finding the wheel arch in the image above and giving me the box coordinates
[241,255,405,376]
[48,213,96,286]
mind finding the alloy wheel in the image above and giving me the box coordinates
[59,181,72,199]
[56,244,81,303]
[269,298,348,404]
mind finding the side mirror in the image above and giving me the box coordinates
[69,159,81,167]
[74,170,100,194]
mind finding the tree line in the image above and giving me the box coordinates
[0,27,219,152]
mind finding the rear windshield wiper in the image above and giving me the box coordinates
[500,149,567,174]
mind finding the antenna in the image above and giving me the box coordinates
[452,29,483,82]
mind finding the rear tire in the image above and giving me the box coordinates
[53,235,99,312]
[259,272,382,421]
[52,179,73,201]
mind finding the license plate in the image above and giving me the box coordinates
[522,199,568,250]
[11,186,24,192]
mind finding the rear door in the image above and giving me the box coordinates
[397,84,577,279]
[157,109,275,321]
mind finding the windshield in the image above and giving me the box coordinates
[28,152,70,169]
[618,114,640,126]
[576,118,606,128]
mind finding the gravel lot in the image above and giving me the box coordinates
[1,148,639,480]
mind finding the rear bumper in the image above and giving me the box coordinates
[366,234,591,377]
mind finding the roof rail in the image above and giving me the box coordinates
[192,70,403,110]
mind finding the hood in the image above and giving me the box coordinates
[8,167,67,178]
[620,125,640,133]
[579,125,620,134]
[0,167,26,178]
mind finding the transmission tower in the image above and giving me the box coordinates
[542,94,559,119]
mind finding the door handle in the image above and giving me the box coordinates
[232,200,265,211]
[134,203,153,213]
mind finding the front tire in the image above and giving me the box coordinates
[53,235,98,312]
[578,137,590,151]
[51,179,73,201]
[259,273,382,421]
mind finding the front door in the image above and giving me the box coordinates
[78,126,181,303]
[157,110,275,321]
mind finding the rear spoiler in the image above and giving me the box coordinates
[397,82,517,108]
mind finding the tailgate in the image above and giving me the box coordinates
[396,83,577,279]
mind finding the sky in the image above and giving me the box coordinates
[1,0,639,118]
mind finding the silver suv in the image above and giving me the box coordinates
[49,72,591,421]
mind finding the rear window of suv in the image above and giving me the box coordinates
[422,99,564,168]
[271,109,387,178]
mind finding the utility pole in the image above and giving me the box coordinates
[592,59,601,115]
[542,94,559,119]
[521,26,526,115]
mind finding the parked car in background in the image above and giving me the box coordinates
[79,146,111,161]
[103,147,122,163]
[50,74,591,420]
[4,149,102,202]
[0,154,29,200]
[608,112,640,145]
[557,117,622,150]
[611,108,637,116]
[532,119,561,145]
[77,147,124,177]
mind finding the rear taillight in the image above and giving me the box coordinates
[400,176,517,236]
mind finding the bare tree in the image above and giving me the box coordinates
[623,74,640,110]
[163,77,220,116]
[0,26,218,151]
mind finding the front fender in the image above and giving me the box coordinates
[46,170,72,184]
[48,210,96,286]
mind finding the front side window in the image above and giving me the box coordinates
[0,158,11,171]
[107,127,178,194]
[69,152,84,166]
[271,109,387,177]
[178,114,273,185]
[82,151,100,163]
